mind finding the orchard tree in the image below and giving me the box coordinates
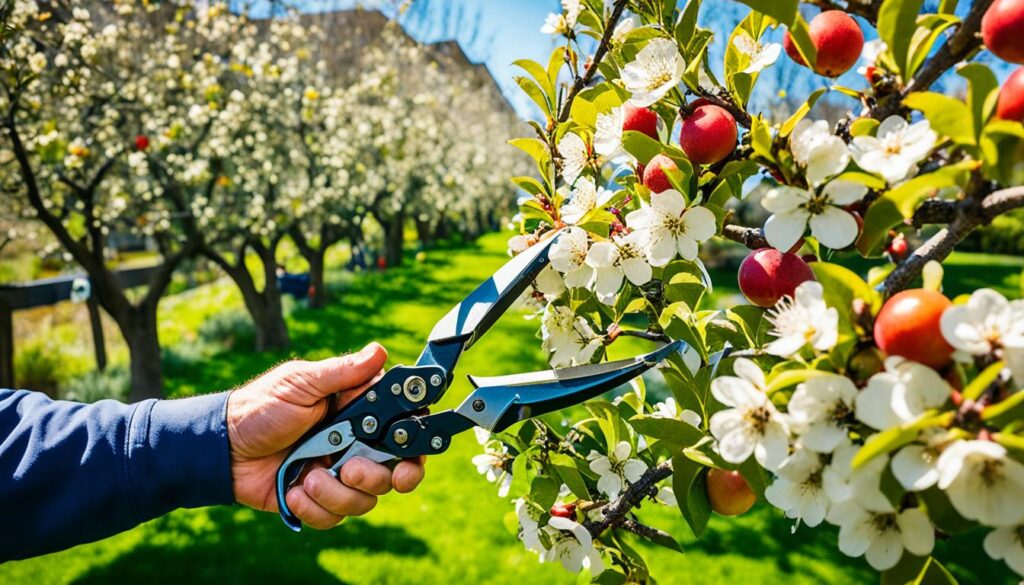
[482,0,1024,582]
[0,0,251,399]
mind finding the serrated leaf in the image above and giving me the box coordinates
[630,415,704,447]
[904,92,974,145]
[548,452,591,500]
[780,88,826,137]
[672,455,711,538]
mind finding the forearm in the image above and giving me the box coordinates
[0,390,234,561]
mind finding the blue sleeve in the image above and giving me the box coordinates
[0,389,235,561]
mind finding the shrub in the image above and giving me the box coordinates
[197,309,256,350]
[61,367,130,403]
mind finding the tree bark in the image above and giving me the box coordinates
[307,247,327,309]
[121,306,164,402]
[382,210,405,268]
[415,217,432,249]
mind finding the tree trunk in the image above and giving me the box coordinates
[205,241,290,352]
[383,210,405,268]
[308,247,328,309]
[415,217,432,249]
[122,307,164,401]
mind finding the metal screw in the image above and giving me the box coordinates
[328,431,342,446]
[472,399,485,412]
[390,383,402,395]
[361,416,378,434]
[403,376,427,402]
[393,428,409,445]
[430,374,443,387]
[430,436,444,450]
[366,390,377,403]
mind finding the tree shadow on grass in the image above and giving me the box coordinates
[72,506,430,585]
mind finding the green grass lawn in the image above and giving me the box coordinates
[0,232,1016,584]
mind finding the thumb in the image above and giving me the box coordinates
[296,342,389,404]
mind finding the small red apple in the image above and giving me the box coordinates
[738,248,816,308]
[679,103,737,165]
[707,469,756,516]
[642,154,679,193]
[887,234,909,259]
[134,134,149,151]
[983,0,1024,64]
[623,104,659,141]
[996,67,1024,122]
[784,10,864,77]
[874,289,954,369]
[549,503,576,519]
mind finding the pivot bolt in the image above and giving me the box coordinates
[472,399,485,412]
[430,436,444,450]
[328,431,342,446]
[361,416,378,434]
[393,428,409,446]
[430,374,443,387]
[403,376,427,402]
[366,390,377,402]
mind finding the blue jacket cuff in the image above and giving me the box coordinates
[126,392,234,520]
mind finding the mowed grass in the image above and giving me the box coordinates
[0,233,1016,584]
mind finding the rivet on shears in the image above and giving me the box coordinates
[393,428,409,445]
[328,431,342,446]
[430,374,442,387]
[362,416,378,434]
[430,436,444,450]
[366,390,377,402]
[390,383,402,395]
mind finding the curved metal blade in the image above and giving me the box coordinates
[455,341,686,432]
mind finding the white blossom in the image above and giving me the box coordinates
[850,116,936,184]
[764,281,839,358]
[890,428,948,492]
[790,119,851,186]
[585,231,652,304]
[621,38,685,107]
[471,444,512,497]
[651,397,702,427]
[709,358,789,471]
[828,501,935,571]
[625,190,716,266]
[761,180,867,251]
[855,358,951,431]
[541,305,602,367]
[822,442,893,512]
[557,132,590,185]
[549,226,594,288]
[940,288,1024,385]
[984,525,1024,577]
[765,446,830,527]
[593,106,625,158]
[560,178,613,225]
[787,373,856,453]
[587,441,647,499]
[936,440,1024,527]
[540,13,570,36]
[541,515,605,574]
[732,33,781,74]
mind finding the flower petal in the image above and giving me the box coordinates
[809,207,858,249]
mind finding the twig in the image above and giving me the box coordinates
[585,461,673,538]
[721,224,769,249]
[556,0,629,123]
[694,87,752,129]
[882,186,1024,295]
[619,518,675,542]
[617,329,672,343]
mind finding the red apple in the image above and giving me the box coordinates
[873,289,954,369]
[134,134,149,151]
[887,234,909,259]
[983,0,1024,64]
[679,103,737,165]
[996,67,1024,121]
[784,10,865,77]
[623,104,659,140]
[738,248,816,308]
[549,503,576,519]
[707,469,756,516]
[642,154,679,193]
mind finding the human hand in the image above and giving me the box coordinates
[226,342,425,529]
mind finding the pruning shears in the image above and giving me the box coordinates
[275,230,709,531]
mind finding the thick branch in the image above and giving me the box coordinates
[585,461,672,538]
[556,0,628,123]
[619,519,674,542]
[883,186,1024,295]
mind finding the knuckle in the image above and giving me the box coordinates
[341,460,365,487]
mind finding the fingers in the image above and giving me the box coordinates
[290,343,389,404]
[303,467,378,517]
[393,456,426,494]
[339,457,394,496]
[285,483,345,530]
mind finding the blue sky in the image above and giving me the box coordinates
[291,1,1012,121]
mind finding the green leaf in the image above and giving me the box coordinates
[958,63,999,141]
[904,92,974,145]
[749,115,775,162]
[882,555,959,585]
[734,0,797,25]
[672,455,711,538]
[511,176,547,197]
[736,457,768,500]
[674,0,702,47]
[810,261,882,319]
[549,452,591,500]
[963,360,1005,401]
[630,415,704,447]
[530,475,560,510]
[850,118,881,137]
[765,369,834,396]
[515,77,552,117]
[878,0,926,80]
[917,487,977,535]
[509,138,550,164]
[621,130,665,165]
[785,15,818,69]
[982,387,1024,427]
[547,47,566,88]
[514,59,555,104]
[853,411,953,469]
[858,170,963,256]
[906,14,959,78]
[510,451,532,495]
[780,88,826,137]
